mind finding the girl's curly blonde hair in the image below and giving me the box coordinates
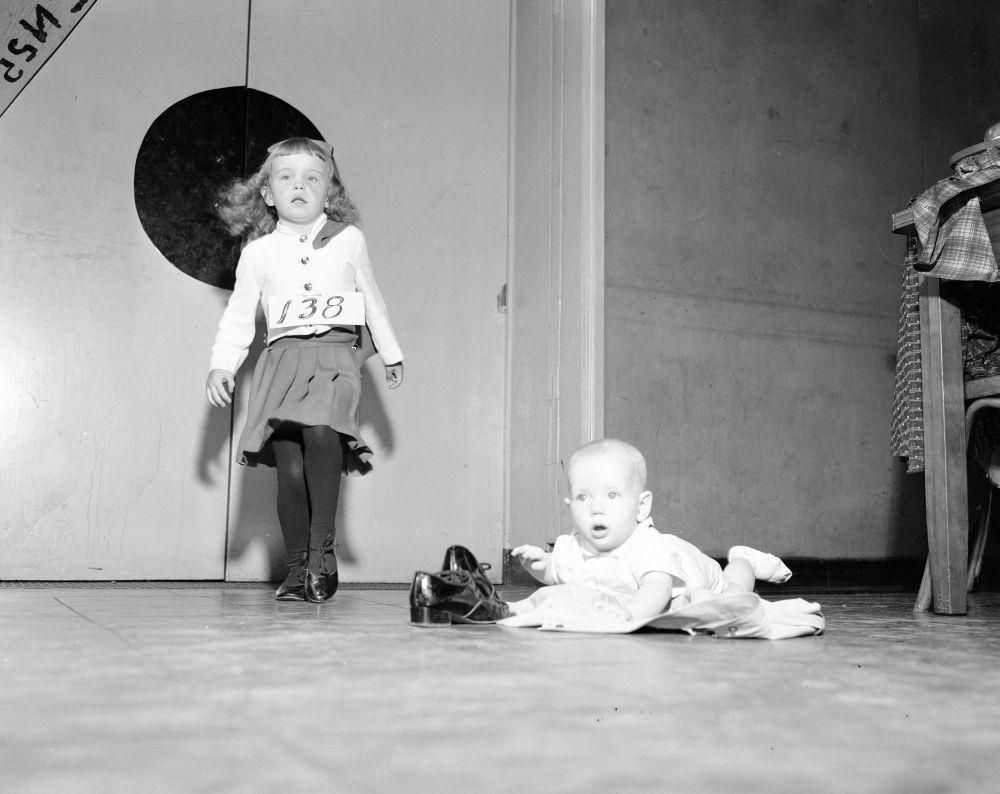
[216,137,360,241]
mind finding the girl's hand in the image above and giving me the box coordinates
[206,369,235,407]
[385,362,404,389]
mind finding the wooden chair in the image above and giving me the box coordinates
[892,127,1000,613]
[914,374,1000,610]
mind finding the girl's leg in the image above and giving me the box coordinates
[272,427,310,597]
[301,425,344,578]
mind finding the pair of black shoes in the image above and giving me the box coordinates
[409,545,510,626]
[275,542,339,603]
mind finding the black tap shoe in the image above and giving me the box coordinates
[304,540,339,603]
[275,552,307,601]
[275,572,306,601]
[441,545,498,599]
[304,569,339,603]
[409,569,510,626]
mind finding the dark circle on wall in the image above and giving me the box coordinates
[134,87,323,289]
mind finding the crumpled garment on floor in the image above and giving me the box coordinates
[497,584,824,640]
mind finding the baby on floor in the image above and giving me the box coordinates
[509,438,791,622]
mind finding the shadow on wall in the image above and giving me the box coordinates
[195,320,397,578]
[888,463,928,558]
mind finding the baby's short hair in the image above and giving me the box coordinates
[569,438,647,490]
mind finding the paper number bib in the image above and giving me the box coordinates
[267,292,365,331]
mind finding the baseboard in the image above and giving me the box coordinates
[752,558,926,595]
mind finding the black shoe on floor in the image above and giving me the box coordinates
[304,569,339,603]
[275,552,307,601]
[441,545,498,599]
[409,569,510,626]
[304,539,339,603]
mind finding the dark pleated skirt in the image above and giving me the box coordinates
[237,330,372,475]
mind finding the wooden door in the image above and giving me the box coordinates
[0,0,601,582]
[0,0,509,581]
[0,0,248,578]
[225,0,510,581]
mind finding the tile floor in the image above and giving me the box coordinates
[1,583,999,793]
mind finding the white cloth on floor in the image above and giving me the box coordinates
[498,584,824,639]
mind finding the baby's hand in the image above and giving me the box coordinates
[511,544,549,572]
[385,362,404,390]
[206,369,235,407]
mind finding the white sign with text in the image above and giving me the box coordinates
[267,291,365,330]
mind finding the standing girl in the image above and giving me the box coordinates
[206,137,404,603]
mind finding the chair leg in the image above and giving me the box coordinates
[918,397,1000,610]
[915,560,933,612]
[968,485,993,592]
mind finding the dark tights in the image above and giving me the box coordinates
[271,424,344,574]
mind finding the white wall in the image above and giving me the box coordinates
[0,1,249,577]
[0,0,510,581]
[604,0,927,559]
